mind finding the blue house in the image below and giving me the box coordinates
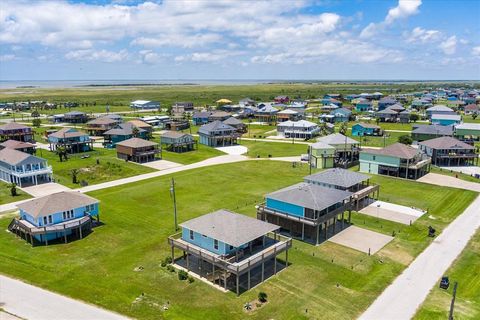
[378,97,398,111]
[431,114,462,126]
[330,107,352,123]
[47,127,93,153]
[352,123,383,137]
[355,99,372,112]
[198,121,238,147]
[10,191,100,245]
[169,209,292,295]
[192,111,211,126]
[257,182,352,244]
[103,123,148,147]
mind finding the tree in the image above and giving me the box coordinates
[56,145,68,162]
[339,122,348,135]
[319,122,329,136]
[398,134,413,145]
[258,292,268,303]
[9,183,17,197]
[31,110,40,118]
[71,169,79,184]
[375,117,380,125]
[132,126,140,138]
[472,112,478,120]
[409,113,420,122]
[32,118,41,127]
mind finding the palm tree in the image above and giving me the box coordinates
[319,122,329,136]
[71,169,79,184]
[339,122,348,135]
[132,126,140,138]
[9,183,17,197]
[56,145,68,162]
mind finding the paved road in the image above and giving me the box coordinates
[0,275,130,320]
[360,194,480,320]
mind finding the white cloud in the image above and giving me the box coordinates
[385,0,422,24]
[360,0,422,38]
[0,54,15,62]
[439,36,457,55]
[175,50,243,63]
[472,46,480,57]
[405,27,441,43]
[65,49,128,62]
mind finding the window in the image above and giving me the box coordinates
[229,245,234,251]
[63,212,66,220]
[372,156,376,161]
[189,230,194,240]
[43,216,47,225]
[214,239,219,250]
[48,215,52,224]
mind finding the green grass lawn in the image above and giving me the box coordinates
[244,124,277,138]
[0,161,476,320]
[39,148,155,188]
[463,115,480,123]
[161,143,225,165]
[239,139,308,158]
[0,181,31,205]
[414,230,480,320]
[347,130,405,148]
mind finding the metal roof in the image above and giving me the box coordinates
[180,209,279,247]
[304,168,370,188]
[316,133,359,145]
[266,182,352,211]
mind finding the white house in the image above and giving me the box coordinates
[130,100,160,110]
[277,120,320,139]
[0,148,52,187]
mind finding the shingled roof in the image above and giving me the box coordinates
[419,136,474,150]
[362,143,419,159]
[266,182,352,211]
[316,133,359,145]
[0,122,31,131]
[116,137,157,148]
[0,140,35,150]
[16,191,98,218]
[48,128,88,139]
[304,168,370,188]
[180,209,279,247]
[198,120,235,134]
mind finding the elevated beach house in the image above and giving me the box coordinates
[116,137,161,163]
[426,105,456,119]
[168,209,292,295]
[352,123,383,137]
[304,168,379,211]
[103,123,148,147]
[0,148,52,186]
[9,191,100,245]
[222,117,247,134]
[454,123,480,141]
[198,121,238,147]
[354,98,372,112]
[64,111,88,124]
[376,108,399,122]
[130,100,160,110]
[431,114,462,126]
[418,136,478,166]
[0,122,34,143]
[0,140,36,154]
[85,116,120,136]
[48,128,93,153]
[311,133,360,168]
[257,182,352,244]
[160,131,196,152]
[330,107,352,123]
[255,104,279,124]
[276,120,319,140]
[359,143,431,179]
[411,124,454,142]
[277,109,301,122]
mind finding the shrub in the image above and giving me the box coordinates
[258,291,268,303]
[178,270,188,280]
[188,276,195,283]
[398,135,413,145]
[166,265,175,273]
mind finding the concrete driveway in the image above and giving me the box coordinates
[328,226,394,254]
[359,200,426,225]
[20,182,71,197]
[417,173,480,192]
[138,159,183,170]
[215,145,248,155]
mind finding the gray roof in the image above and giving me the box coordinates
[87,117,118,125]
[267,182,352,211]
[104,123,146,136]
[354,122,380,129]
[161,131,191,139]
[431,114,461,120]
[362,143,419,159]
[377,109,398,115]
[0,122,31,131]
[426,105,454,112]
[0,140,35,150]
[304,168,370,188]
[0,148,43,165]
[317,133,359,145]
[48,128,88,139]
[17,191,98,218]
[116,137,157,148]
[419,136,474,150]
[222,117,243,126]
[180,209,279,247]
[412,124,453,135]
[455,123,480,131]
[198,120,235,134]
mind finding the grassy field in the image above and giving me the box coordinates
[39,148,155,188]
[414,230,480,320]
[239,139,308,158]
[0,161,476,320]
[347,130,405,148]
[161,143,225,165]
[463,115,480,123]
[0,181,31,205]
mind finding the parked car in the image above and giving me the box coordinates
[440,276,450,289]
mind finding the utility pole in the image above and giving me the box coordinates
[449,281,458,320]
[309,145,312,175]
[170,178,178,231]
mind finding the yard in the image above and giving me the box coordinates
[347,130,405,148]
[39,148,155,188]
[239,139,308,158]
[160,142,225,165]
[0,181,31,205]
[414,230,480,320]
[0,161,476,320]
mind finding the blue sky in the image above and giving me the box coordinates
[0,0,479,80]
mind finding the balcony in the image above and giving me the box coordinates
[168,231,291,275]
[13,166,53,177]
